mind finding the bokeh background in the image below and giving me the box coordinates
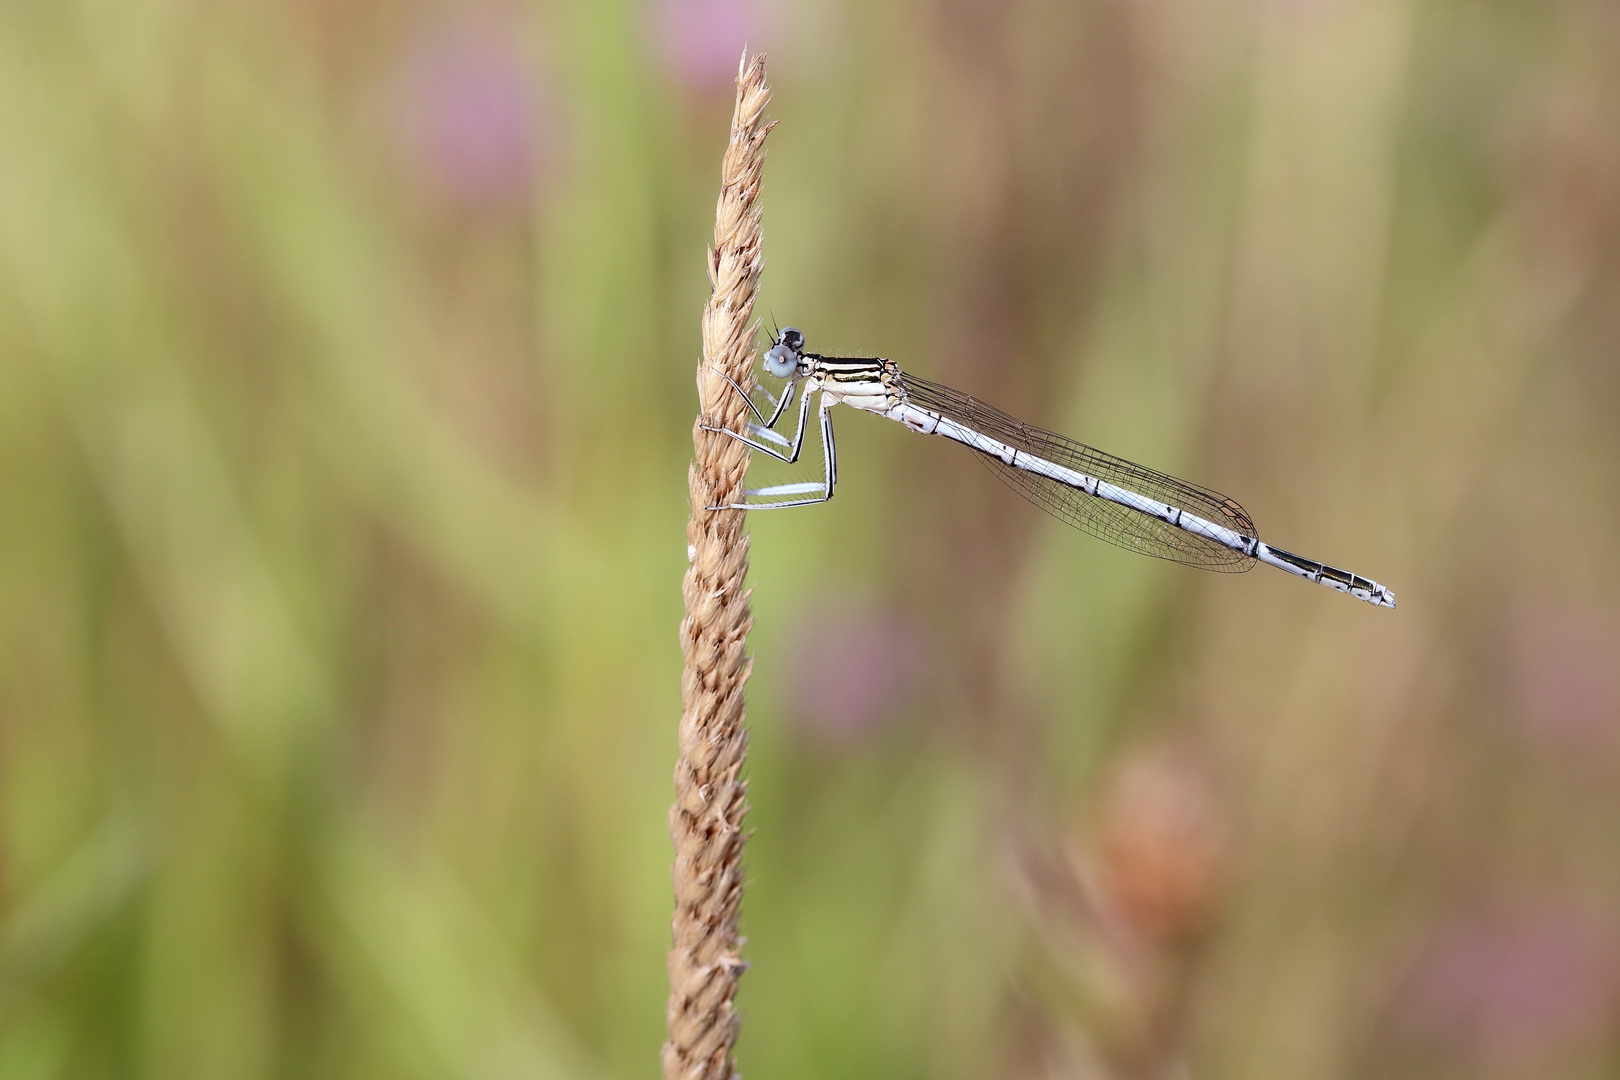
[3,1,1619,1078]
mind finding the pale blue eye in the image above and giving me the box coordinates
[763,345,797,378]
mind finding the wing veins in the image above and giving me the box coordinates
[900,373,1258,572]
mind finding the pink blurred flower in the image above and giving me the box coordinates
[649,0,773,91]
[1393,897,1620,1071]
[779,599,925,744]
[393,18,545,209]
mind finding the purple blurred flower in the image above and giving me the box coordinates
[649,0,773,91]
[393,18,545,209]
[1505,599,1620,756]
[1393,897,1620,1071]
[779,599,925,744]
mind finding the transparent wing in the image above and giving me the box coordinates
[900,373,1258,572]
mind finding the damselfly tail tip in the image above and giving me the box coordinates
[1364,584,1396,608]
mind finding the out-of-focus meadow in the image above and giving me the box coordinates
[3,0,1619,1077]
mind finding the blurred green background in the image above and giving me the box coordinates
[3,1,1619,1078]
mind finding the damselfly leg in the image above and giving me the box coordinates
[702,377,815,464]
[712,366,794,432]
[704,375,839,510]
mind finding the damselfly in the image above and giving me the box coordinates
[704,327,1396,608]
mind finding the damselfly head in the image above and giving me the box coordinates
[763,326,805,378]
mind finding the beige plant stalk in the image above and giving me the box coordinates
[665,52,773,1080]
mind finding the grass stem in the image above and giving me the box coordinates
[665,50,773,1080]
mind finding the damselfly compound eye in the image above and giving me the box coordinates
[780,327,805,351]
[763,344,797,379]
